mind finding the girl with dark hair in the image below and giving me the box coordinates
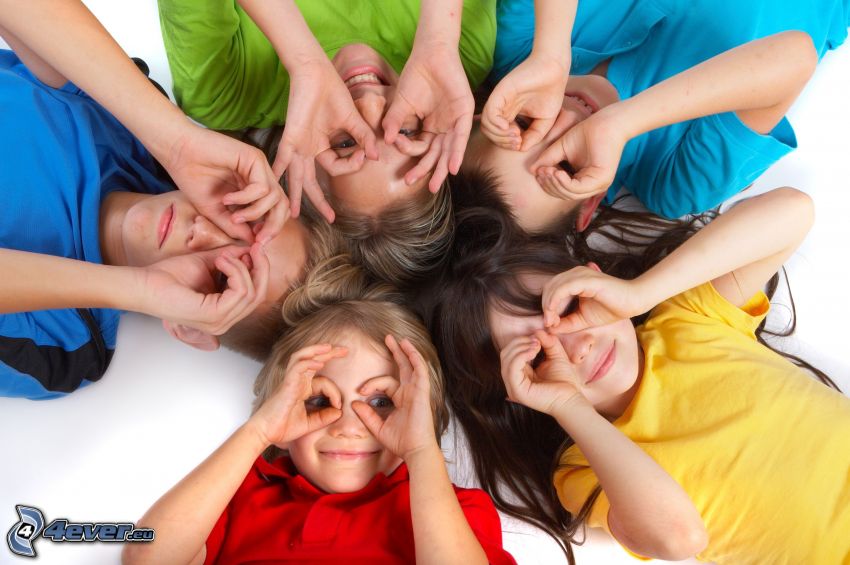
[424,184,849,562]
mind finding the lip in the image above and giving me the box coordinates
[341,65,388,88]
[564,90,599,114]
[157,203,175,249]
[585,342,615,385]
[320,450,380,461]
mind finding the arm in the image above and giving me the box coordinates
[122,344,345,565]
[501,332,707,560]
[0,23,66,87]
[534,31,818,199]
[0,0,287,243]
[381,0,475,192]
[542,188,814,331]
[480,0,575,151]
[353,337,488,565]
[0,245,269,336]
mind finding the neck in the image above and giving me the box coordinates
[99,191,144,266]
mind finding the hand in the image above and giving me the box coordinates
[531,106,628,200]
[481,54,570,152]
[275,59,379,221]
[352,335,438,460]
[137,243,269,335]
[383,40,474,192]
[162,125,288,245]
[542,264,645,332]
[500,331,585,415]
[251,344,348,447]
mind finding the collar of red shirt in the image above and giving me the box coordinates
[254,455,409,502]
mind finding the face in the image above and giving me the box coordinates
[316,44,430,217]
[119,190,309,306]
[287,333,403,493]
[465,74,620,233]
[487,273,640,415]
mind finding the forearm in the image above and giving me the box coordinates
[553,400,705,559]
[610,31,816,139]
[123,423,267,565]
[237,0,326,68]
[415,0,463,46]
[406,445,488,565]
[634,188,813,308]
[531,0,575,68]
[0,0,190,159]
[0,250,139,314]
[0,23,66,87]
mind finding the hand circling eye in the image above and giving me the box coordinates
[305,394,332,412]
[367,394,395,418]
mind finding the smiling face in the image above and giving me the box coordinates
[106,189,309,308]
[488,273,641,416]
[287,332,403,493]
[465,74,620,233]
[315,44,430,217]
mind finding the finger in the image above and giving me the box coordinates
[304,406,343,432]
[309,346,349,365]
[358,375,400,399]
[351,400,385,438]
[348,116,379,160]
[254,195,290,245]
[531,136,569,172]
[272,142,293,179]
[519,117,555,152]
[381,100,410,145]
[286,158,304,219]
[231,187,281,224]
[481,96,514,132]
[247,242,270,307]
[404,134,442,186]
[316,147,366,176]
[399,339,430,384]
[480,119,521,150]
[393,134,432,157]
[534,330,569,362]
[548,311,593,335]
[430,141,450,193]
[385,334,414,382]
[301,164,336,223]
[310,375,342,410]
[446,112,473,175]
[222,181,269,207]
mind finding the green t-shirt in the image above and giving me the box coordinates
[159,0,496,129]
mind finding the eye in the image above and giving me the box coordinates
[561,297,579,317]
[367,394,394,416]
[398,127,420,138]
[305,394,332,412]
[514,115,531,131]
[330,136,356,150]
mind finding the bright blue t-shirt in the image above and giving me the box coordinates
[0,51,173,400]
[492,0,850,217]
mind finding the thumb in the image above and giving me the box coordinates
[381,100,409,145]
[519,117,555,151]
[535,331,569,362]
[531,135,568,172]
[352,400,385,438]
[304,407,342,433]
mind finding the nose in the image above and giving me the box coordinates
[561,331,594,364]
[187,215,238,251]
[327,404,368,439]
[353,91,388,134]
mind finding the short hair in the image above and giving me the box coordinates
[218,207,345,361]
[253,254,449,460]
[332,179,453,288]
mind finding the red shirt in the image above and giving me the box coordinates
[205,456,516,565]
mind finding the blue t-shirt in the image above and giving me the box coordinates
[493,0,850,217]
[0,51,173,400]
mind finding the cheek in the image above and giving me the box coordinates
[121,205,154,265]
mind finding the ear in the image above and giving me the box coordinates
[575,193,605,232]
[587,261,602,273]
[162,320,220,351]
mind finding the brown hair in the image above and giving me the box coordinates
[254,254,449,460]
[219,207,346,361]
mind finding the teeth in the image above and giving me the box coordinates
[345,72,381,87]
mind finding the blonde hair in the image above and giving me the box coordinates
[219,207,346,360]
[332,180,453,287]
[253,254,449,460]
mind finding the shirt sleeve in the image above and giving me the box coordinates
[656,282,770,338]
[203,502,229,565]
[157,0,289,129]
[622,112,797,218]
[454,487,518,565]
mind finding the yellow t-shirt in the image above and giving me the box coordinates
[554,283,850,564]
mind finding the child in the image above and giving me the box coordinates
[423,185,849,561]
[481,0,850,220]
[0,45,340,399]
[123,255,516,565]
[466,31,817,234]
[157,0,496,285]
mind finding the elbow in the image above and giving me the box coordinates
[773,186,815,234]
[613,512,708,561]
[783,31,818,86]
[653,522,709,561]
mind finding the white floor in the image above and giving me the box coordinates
[1,3,848,564]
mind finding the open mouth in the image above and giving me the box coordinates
[564,91,599,114]
[342,66,388,90]
[585,342,615,385]
[158,203,174,249]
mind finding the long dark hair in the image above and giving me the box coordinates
[416,169,837,559]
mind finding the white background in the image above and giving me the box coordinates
[1,2,849,564]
